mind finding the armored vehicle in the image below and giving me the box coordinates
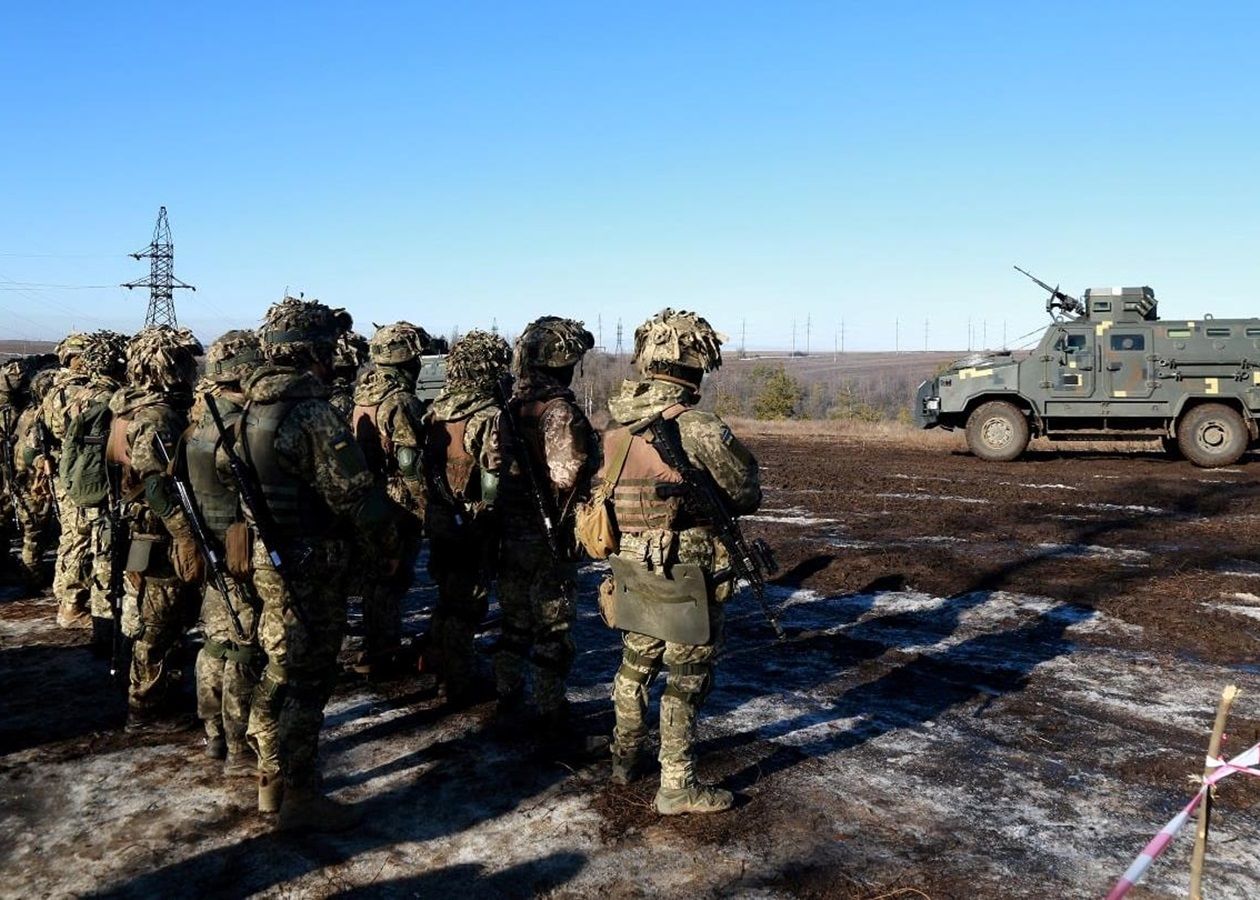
[915,269,1260,467]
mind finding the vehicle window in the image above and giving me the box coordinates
[1060,333,1087,352]
[1110,333,1144,352]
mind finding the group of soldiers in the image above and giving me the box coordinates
[0,299,763,831]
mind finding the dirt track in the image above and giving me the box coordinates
[3,434,1260,898]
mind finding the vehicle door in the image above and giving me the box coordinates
[1049,326,1096,397]
[1103,327,1154,399]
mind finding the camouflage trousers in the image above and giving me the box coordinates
[87,513,118,620]
[15,485,53,570]
[121,570,195,713]
[53,493,96,620]
[494,534,575,715]
[357,526,419,660]
[246,538,349,790]
[610,530,729,790]
[196,582,260,755]
[427,531,494,701]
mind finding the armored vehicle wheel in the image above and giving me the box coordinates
[965,400,1030,462]
[1177,403,1248,468]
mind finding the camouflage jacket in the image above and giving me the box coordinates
[499,371,598,532]
[328,378,355,422]
[351,367,426,510]
[108,386,194,545]
[607,378,761,563]
[422,387,501,530]
[41,368,92,448]
[236,365,399,555]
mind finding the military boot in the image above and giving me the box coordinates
[654,782,734,816]
[258,772,283,813]
[277,787,361,833]
[610,748,647,786]
[224,748,258,779]
[56,604,91,629]
[204,734,227,760]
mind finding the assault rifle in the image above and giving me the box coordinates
[105,462,131,682]
[205,394,311,632]
[0,407,30,529]
[496,377,563,558]
[644,415,785,639]
[151,434,250,644]
[34,419,60,521]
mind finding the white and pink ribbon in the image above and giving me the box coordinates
[1106,741,1260,899]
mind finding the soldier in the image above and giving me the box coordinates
[108,326,205,732]
[329,328,368,421]
[56,331,130,651]
[185,330,263,776]
[421,329,510,708]
[348,322,428,677]
[13,365,60,586]
[600,310,761,814]
[42,333,95,626]
[234,297,400,831]
[495,316,597,729]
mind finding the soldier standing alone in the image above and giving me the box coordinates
[421,329,510,708]
[601,309,761,814]
[495,316,597,729]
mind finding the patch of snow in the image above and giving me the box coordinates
[876,492,992,505]
[1034,543,1150,563]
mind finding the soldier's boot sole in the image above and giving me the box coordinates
[276,789,361,834]
[258,773,283,813]
[654,783,735,816]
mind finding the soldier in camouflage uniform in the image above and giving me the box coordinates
[329,328,368,421]
[495,317,597,728]
[602,310,761,815]
[235,298,400,831]
[421,330,510,708]
[58,331,131,649]
[13,365,60,586]
[41,334,96,624]
[109,326,205,732]
[185,331,263,777]
[2,357,54,585]
[348,322,429,676]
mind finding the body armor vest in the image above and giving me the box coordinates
[351,399,394,478]
[423,417,476,506]
[499,396,566,518]
[240,398,328,535]
[600,404,690,534]
[186,396,243,540]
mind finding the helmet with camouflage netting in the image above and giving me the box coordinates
[0,359,26,397]
[334,330,369,374]
[29,366,58,402]
[633,308,724,382]
[512,316,594,375]
[369,321,428,367]
[55,332,91,367]
[205,329,262,384]
[125,326,204,392]
[447,329,511,392]
[258,296,353,368]
[79,330,129,381]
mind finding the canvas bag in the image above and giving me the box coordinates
[573,430,633,560]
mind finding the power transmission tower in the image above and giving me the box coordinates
[791,320,797,355]
[740,319,747,359]
[491,317,499,335]
[122,206,195,327]
[597,314,603,352]
[614,319,624,357]
[805,315,811,355]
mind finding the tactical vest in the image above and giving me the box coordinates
[423,417,476,505]
[351,399,394,478]
[105,413,138,497]
[600,405,690,534]
[499,397,568,517]
[186,397,242,540]
[240,398,328,535]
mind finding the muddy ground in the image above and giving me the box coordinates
[4,433,1260,898]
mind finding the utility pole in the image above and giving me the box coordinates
[791,319,797,356]
[805,314,811,356]
[740,319,747,359]
[597,314,603,352]
[840,318,845,354]
[122,206,195,327]
[833,328,837,362]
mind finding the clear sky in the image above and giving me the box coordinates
[1,1,1257,351]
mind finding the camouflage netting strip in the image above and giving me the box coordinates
[633,308,725,374]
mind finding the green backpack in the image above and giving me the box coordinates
[62,400,114,508]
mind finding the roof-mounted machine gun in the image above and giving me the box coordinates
[1015,265,1083,320]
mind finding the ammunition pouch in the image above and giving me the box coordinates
[606,555,711,644]
[225,521,253,580]
[125,534,164,574]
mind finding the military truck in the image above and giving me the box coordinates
[914,270,1260,467]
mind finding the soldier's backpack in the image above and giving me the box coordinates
[61,400,114,507]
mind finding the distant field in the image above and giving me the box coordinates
[0,340,57,358]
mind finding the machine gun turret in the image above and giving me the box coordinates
[1015,265,1083,319]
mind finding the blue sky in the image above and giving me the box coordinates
[1,2,1257,351]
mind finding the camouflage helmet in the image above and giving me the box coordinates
[28,366,58,402]
[258,296,353,366]
[78,330,129,380]
[205,329,261,384]
[55,332,90,366]
[512,316,594,375]
[369,321,427,367]
[125,326,203,392]
[334,330,369,372]
[447,329,511,391]
[633,308,724,377]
